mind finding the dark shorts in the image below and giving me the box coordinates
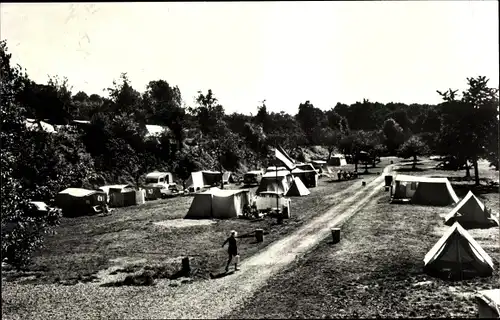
[228,250,238,257]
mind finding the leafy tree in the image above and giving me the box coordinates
[107,73,143,121]
[437,77,499,185]
[143,80,185,149]
[1,40,63,268]
[321,127,342,161]
[296,100,327,144]
[397,135,430,169]
[254,100,271,133]
[382,118,406,154]
[191,89,225,136]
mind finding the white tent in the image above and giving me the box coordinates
[444,191,499,229]
[256,171,293,195]
[184,188,251,219]
[286,177,310,196]
[392,175,459,206]
[476,289,500,318]
[328,154,347,166]
[423,222,494,280]
[186,171,223,191]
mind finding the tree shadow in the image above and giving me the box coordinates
[451,182,499,197]
[394,167,427,173]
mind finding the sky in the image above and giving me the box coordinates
[1,1,498,115]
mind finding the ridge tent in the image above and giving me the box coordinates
[310,160,329,174]
[184,188,251,219]
[286,177,311,196]
[291,168,319,188]
[55,188,107,216]
[256,171,294,195]
[186,171,223,191]
[392,175,459,206]
[99,184,136,207]
[444,191,499,229]
[423,222,494,280]
[328,154,347,166]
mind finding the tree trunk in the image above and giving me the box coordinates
[465,159,471,179]
[364,161,368,173]
[372,157,376,168]
[327,149,333,162]
[413,155,417,170]
[354,158,358,172]
[220,160,224,189]
[473,158,480,186]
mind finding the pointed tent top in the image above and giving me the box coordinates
[423,222,494,268]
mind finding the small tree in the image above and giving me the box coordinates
[397,135,430,169]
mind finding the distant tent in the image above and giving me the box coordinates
[222,171,234,184]
[444,191,499,229]
[310,160,329,174]
[186,171,223,191]
[256,171,294,195]
[291,168,318,188]
[286,177,310,196]
[423,222,494,280]
[99,184,137,208]
[392,175,459,206]
[185,188,251,219]
[55,188,107,216]
[328,154,347,166]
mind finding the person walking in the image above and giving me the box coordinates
[222,230,239,272]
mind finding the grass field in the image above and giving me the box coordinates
[2,159,395,287]
[227,159,499,318]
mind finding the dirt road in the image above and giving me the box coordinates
[141,164,397,319]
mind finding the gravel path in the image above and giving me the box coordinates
[2,164,396,320]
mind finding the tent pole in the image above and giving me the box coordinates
[276,161,279,213]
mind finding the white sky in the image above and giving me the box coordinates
[1,2,498,115]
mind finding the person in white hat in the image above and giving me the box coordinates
[222,230,239,272]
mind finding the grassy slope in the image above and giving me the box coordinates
[3,159,394,285]
[228,159,499,319]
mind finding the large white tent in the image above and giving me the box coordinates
[392,175,459,206]
[423,222,494,280]
[256,171,294,195]
[444,191,499,229]
[184,188,251,219]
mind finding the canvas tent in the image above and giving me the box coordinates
[184,188,251,219]
[311,160,329,174]
[444,191,499,229]
[476,289,500,318]
[328,154,347,166]
[392,175,459,206]
[99,184,139,207]
[256,171,294,195]
[186,171,223,191]
[55,188,107,216]
[423,222,494,280]
[286,177,310,196]
[291,168,318,188]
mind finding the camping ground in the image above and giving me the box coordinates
[2,158,498,319]
[1,160,391,285]
[228,159,499,319]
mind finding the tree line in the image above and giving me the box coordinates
[1,39,498,268]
